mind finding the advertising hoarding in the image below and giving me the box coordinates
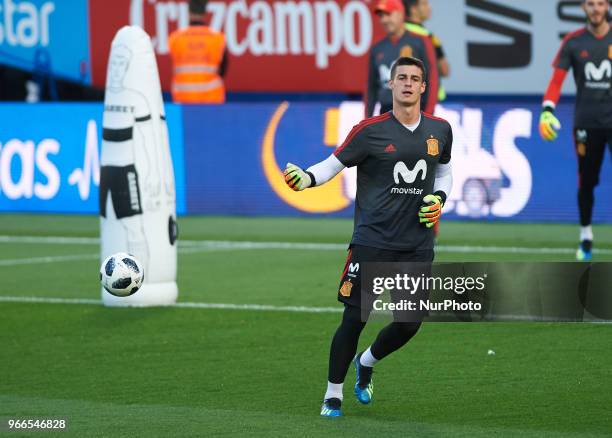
[1,100,610,223]
[181,100,612,222]
[0,103,186,214]
[0,0,91,83]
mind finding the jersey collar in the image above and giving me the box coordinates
[390,111,422,133]
[388,30,406,45]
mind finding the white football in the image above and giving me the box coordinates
[100,253,145,297]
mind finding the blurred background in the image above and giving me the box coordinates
[0,0,610,222]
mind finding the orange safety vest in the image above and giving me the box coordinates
[168,25,226,103]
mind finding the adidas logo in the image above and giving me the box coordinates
[384,144,396,153]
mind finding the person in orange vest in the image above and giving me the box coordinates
[168,0,227,103]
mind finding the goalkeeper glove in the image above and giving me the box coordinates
[419,193,445,228]
[284,163,313,191]
[539,108,561,141]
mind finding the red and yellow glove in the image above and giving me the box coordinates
[283,163,313,191]
[419,193,444,228]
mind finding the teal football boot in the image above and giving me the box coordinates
[320,398,342,417]
[576,240,593,261]
[353,353,374,404]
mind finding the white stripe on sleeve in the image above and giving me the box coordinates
[306,154,345,187]
[433,162,453,198]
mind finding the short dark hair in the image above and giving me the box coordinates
[189,0,207,14]
[390,56,427,81]
[404,0,420,11]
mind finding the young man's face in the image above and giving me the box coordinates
[583,0,609,26]
[414,0,431,21]
[377,10,405,36]
[389,64,426,107]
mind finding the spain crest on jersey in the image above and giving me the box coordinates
[400,45,413,58]
[426,137,439,156]
[339,280,353,297]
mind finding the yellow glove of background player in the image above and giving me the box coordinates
[539,110,561,141]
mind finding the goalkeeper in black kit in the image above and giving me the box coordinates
[539,0,612,261]
[283,56,453,417]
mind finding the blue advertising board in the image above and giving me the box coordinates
[182,102,354,217]
[1,100,610,223]
[0,0,91,83]
[0,103,186,214]
[182,100,612,223]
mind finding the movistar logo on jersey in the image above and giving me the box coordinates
[584,60,611,89]
[390,186,424,195]
[393,160,427,184]
[390,160,426,195]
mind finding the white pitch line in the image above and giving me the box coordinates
[0,235,99,245]
[0,296,101,305]
[0,235,346,250]
[0,295,342,313]
[0,248,223,266]
[1,235,612,255]
[1,296,610,324]
[179,240,346,251]
[0,253,99,266]
[175,301,341,313]
[435,244,612,255]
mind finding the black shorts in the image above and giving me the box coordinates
[573,128,612,188]
[99,165,143,219]
[337,244,434,310]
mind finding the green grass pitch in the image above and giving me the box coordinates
[1,214,611,437]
